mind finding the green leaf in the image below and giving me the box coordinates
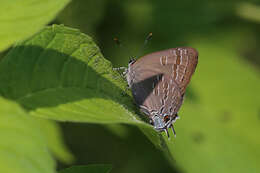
[36,119,75,164]
[237,2,260,23]
[59,165,112,173]
[2,24,259,173]
[0,97,56,173]
[166,32,260,173]
[0,24,163,149]
[0,0,70,52]
[2,22,259,173]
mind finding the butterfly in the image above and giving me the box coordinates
[126,47,198,137]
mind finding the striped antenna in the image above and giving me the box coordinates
[144,32,153,46]
[137,32,153,58]
[113,37,135,61]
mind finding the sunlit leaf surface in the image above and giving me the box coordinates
[0,97,56,173]
[0,0,70,51]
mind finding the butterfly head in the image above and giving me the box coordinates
[150,113,173,131]
[128,57,136,65]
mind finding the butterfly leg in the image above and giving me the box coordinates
[164,128,170,138]
[170,124,176,137]
[113,67,128,79]
[113,67,127,71]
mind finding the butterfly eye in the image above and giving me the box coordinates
[164,115,170,122]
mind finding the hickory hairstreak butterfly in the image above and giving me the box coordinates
[115,36,198,138]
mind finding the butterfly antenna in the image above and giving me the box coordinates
[137,32,153,58]
[144,32,153,47]
[113,37,135,62]
[113,37,122,47]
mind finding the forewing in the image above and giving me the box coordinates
[133,47,198,95]
[128,52,190,117]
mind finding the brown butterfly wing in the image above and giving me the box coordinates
[134,47,198,95]
[127,47,198,117]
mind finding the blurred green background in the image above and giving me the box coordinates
[46,0,260,173]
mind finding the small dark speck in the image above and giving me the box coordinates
[120,92,127,97]
[185,86,199,102]
[219,110,232,123]
[191,132,204,144]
